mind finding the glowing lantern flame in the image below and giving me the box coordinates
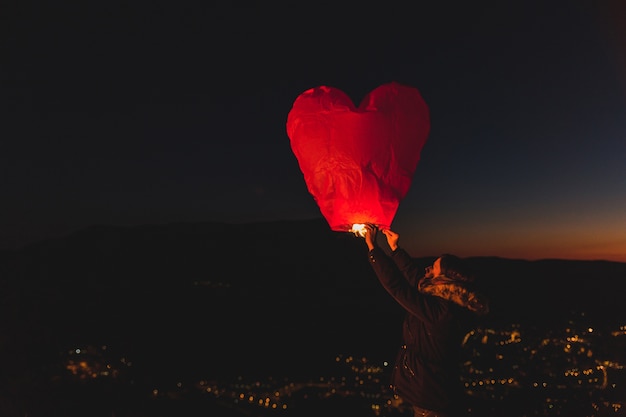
[350,224,368,237]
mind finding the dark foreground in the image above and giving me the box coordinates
[1,220,625,416]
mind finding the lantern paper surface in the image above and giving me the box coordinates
[286,82,430,231]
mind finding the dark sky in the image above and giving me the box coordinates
[3,2,626,261]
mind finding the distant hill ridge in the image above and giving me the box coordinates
[1,218,625,380]
[1,218,624,325]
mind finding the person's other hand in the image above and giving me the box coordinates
[382,229,399,251]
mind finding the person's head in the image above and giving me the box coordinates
[420,253,488,315]
[424,257,442,278]
[424,254,473,280]
[438,253,475,283]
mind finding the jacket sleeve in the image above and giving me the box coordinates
[389,247,423,288]
[368,247,445,323]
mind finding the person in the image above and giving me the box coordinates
[362,224,489,417]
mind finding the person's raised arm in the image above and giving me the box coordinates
[364,224,378,251]
[381,229,399,252]
[381,228,423,286]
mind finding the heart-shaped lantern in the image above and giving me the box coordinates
[286,82,430,232]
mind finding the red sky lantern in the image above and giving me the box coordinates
[286,82,430,234]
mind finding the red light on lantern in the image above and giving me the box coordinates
[286,82,430,231]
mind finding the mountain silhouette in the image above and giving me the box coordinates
[1,218,624,379]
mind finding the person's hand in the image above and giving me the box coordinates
[382,229,399,252]
[364,224,378,250]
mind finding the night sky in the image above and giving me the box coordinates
[3,2,626,262]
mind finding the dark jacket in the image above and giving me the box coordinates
[368,247,489,415]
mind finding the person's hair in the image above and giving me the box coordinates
[439,253,475,283]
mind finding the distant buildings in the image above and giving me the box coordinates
[56,318,625,416]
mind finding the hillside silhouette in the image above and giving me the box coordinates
[1,218,625,380]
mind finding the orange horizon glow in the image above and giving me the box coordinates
[400,224,626,263]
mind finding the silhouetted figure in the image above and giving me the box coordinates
[363,224,489,417]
